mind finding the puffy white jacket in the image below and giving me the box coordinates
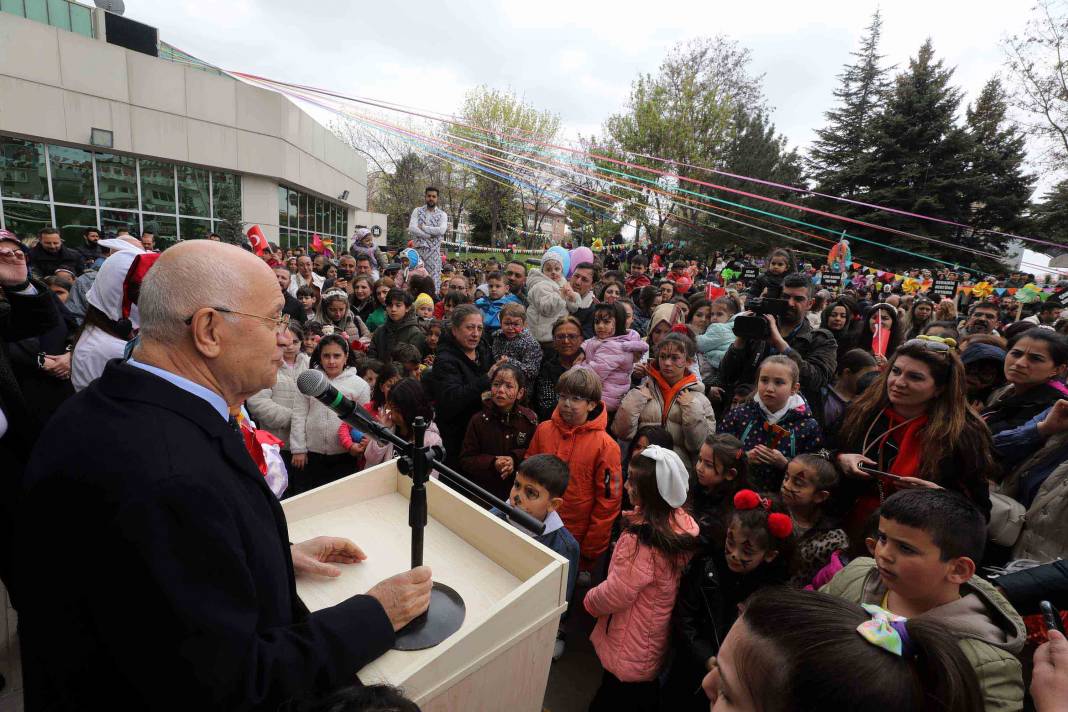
[246,355,309,450]
[289,367,370,455]
[526,268,569,342]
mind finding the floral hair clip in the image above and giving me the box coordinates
[733,490,793,539]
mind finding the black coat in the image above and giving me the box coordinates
[0,280,59,600]
[982,382,1067,437]
[663,548,787,711]
[282,290,307,324]
[719,318,838,406]
[16,361,394,710]
[27,243,83,278]
[423,333,491,470]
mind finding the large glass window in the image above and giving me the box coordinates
[54,204,97,244]
[49,144,95,206]
[69,1,92,37]
[46,0,69,30]
[139,160,176,214]
[0,135,248,249]
[0,137,48,201]
[1,200,51,240]
[1,0,26,17]
[23,0,46,23]
[178,166,210,217]
[100,209,137,236]
[212,172,241,219]
[277,185,288,229]
[179,217,212,240]
[95,152,138,210]
[297,191,307,232]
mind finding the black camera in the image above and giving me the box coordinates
[734,291,789,340]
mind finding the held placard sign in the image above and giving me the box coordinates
[932,280,959,298]
[741,267,759,283]
[821,273,843,289]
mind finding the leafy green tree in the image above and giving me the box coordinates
[603,36,766,245]
[706,109,804,253]
[453,86,560,245]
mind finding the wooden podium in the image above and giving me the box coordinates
[282,460,568,711]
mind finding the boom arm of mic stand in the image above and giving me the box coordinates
[335,402,546,535]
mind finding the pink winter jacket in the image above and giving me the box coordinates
[584,509,699,682]
[580,330,648,410]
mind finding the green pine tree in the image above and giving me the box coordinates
[850,40,980,267]
[807,10,891,199]
[1031,180,1068,253]
[965,78,1035,240]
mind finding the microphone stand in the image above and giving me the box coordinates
[335,406,544,650]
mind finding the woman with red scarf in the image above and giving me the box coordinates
[832,339,997,541]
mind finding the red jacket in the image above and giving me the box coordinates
[624,274,651,295]
[526,404,622,563]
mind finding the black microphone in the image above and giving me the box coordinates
[297,369,367,424]
[296,369,544,534]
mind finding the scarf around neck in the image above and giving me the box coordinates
[755,392,805,425]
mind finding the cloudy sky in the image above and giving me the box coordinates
[131,0,1047,180]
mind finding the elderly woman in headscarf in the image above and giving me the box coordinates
[70,240,151,391]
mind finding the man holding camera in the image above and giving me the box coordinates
[719,273,838,406]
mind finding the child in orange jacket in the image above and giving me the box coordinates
[525,367,622,571]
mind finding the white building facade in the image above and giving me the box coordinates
[0,1,366,251]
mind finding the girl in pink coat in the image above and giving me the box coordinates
[580,303,649,412]
[584,445,698,710]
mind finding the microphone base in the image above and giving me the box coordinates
[392,582,466,651]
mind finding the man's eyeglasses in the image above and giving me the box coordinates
[184,307,290,334]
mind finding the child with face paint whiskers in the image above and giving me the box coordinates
[662,489,793,712]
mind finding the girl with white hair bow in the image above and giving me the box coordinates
[584,444,700,709]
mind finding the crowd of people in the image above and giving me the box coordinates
[1,190,1068,711]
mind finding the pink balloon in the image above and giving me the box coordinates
[569,247,594,276]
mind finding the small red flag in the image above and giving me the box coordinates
[247,225,268,256]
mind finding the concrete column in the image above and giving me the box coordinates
[241,175,280,243]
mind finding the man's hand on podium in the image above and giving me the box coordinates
[367,566,434,631]
[291,536,368,578]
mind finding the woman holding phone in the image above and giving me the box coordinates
[832,338,998,540]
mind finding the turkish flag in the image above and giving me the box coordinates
[247,225,268,256]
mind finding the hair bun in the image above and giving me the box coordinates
[734,489,761,511]
[768,512,794,539]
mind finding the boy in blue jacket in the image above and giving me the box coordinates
[500,453,579,660]
[475,271,521,331]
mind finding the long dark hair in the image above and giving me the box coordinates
[820,300,854,334]
[857,303,902,357]
[737,587,983,712]
[624,453,699,569]
[310,333,357,371]
[838,341,999,484]
[387,377,435,435]
[635,285,659,314]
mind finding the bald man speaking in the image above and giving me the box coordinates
[16,241,431,710]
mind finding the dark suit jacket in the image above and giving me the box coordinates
[283,289,307,324]
[17,361,394,711]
